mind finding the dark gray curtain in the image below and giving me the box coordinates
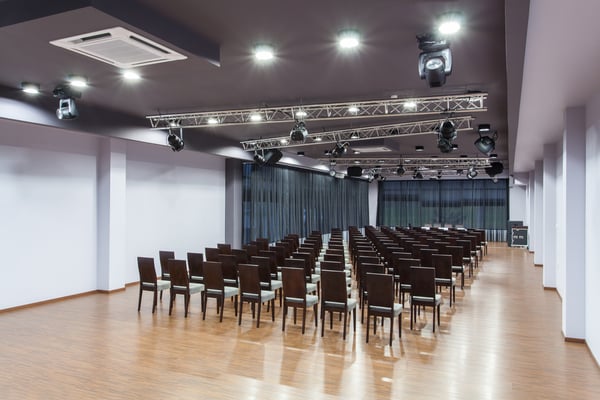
[377,179,508,240]
[242,163,369,243]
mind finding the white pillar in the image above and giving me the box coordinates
[561,107,586,339]
[533,160,543,265]
[543,143,557,287]
[97,138,127,291]
[527,171,535,250]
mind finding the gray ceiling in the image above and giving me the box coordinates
[0,0,528,178]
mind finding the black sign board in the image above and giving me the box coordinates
[511,226,528,247]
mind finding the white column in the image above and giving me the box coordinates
[527,171,535,250]
[543,143,557,287]
[368,183,378,227]
[225,158,243,248]
[561,107,586,339]
[533,160,544,265]
[97,137,127,291]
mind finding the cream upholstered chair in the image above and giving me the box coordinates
[320,270,356,340]
[365,272,402,346]
[237,264,275,327]
[137,257,171,313]
[281,267,319,334]
[168,259,205,318]
[202,261,238,322]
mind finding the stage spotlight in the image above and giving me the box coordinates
[347,166,364,177]
[21,82,40,94]
[437,137,453,153]
[56,98,78,120]
[474,124,497,154]
[290,120,308,142]
[467,166,478,179]
[485,161,504,177]
[413,171,424,180]
[167,128,184,152]
[396,165,405,175]
[436,119,457,153]
[329,169,337,177]
[264,149,282,165]
[417,33,452,87]
[331,142,349,158]
[254,151,266,165]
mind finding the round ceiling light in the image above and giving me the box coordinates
[338,30,360,49]
[253,44,274,61]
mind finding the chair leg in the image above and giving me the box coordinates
[321,307,325,337]
[234,296,238,316]
[184,293,190,318]
[301,307,307,334]
[410,303,414,330]
[169,292,174,316]
[137,287,143,312]
[366,311,370,343]
[271,299,275,321]
[342,309,348,340]
[219,297,224,322]
[256,301,262,328]
[314,304,318,327]
[389,315,393,346]
[282,305,287,332]
[152,290,158,314]
[398,312,402,338]
[238,298,243,325]
[330,311,333,329]
[432,304,436,333]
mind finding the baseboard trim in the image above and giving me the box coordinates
[97,287,126,294]
[534,263,543,267]
[0,290,98,313]
[565,337,586,344]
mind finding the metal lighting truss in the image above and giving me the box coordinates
[146,93,487,129]
[324,157,498,176]
[240,116,473,151]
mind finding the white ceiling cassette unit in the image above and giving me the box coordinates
[50,27,187,68]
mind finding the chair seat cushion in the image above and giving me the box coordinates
[370,303,402,316]
[310,274,321,283]
[270,280,283,290]
[223,286,238,298]
[189,283,205,294]
[190,275,204,281]
[260,290,276,301]
[413,294,442,305]
[435,277,456,285]
[305,294,319,306]
[306,283,318,294]
[451,266,464,273]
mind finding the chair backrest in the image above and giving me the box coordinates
[270,245,287,266]
[243,244,258,258]
[411,267,436,298]
[187,252,204,278]
[293,251,314,272]
[205,247,220,262]
[432,254,452,279]
[217,243,232,254]
[284,257,308,280]
[420,248,438,267]
[324,253,344,263]
[231,248,249,264]
[281,267,306,300]
[218,254,238,282]
[255,238,270,251]
[366,273,394,309]
[158,250,175,279]
[360,263,386,293]
[250,256,272,287]
[238,264,261,297]
[137,257,158,285]
[258,250,278,276]
[321,270,348,304]
[320,260,344,271]
[447,245,464,266]
[203,261,224,291]
[168,259,190,290]
[456,239,472,255]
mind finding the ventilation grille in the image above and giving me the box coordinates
[351,146,393,153]
[49,27,187,68]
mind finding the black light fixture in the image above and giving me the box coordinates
[437,119,457,153]
[167,128,184,152]
[413,170,424,179]
[417,33,452,87]
[254,150,266,165]
[485,161,504,177]
[467,166,478,179]
[290,120,308,142]
[53,85,80,120]
[331,142,349,158]
[474,124,498,155]
[396,165,405,175]
[347,166,364,177]
[415,145,424,152]
[254,149,282,165]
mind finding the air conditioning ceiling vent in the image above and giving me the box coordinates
[50,27,187,68]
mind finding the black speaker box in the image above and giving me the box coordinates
[347,166,363,177]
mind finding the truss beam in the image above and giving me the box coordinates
[146,93,487,129]
[322,157,499,173]
[240,116,473,151]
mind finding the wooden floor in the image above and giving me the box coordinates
[1,243,600,399]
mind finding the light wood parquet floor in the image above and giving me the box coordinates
[1,243,599,399]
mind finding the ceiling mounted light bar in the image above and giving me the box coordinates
[240,116,473,151]
[323,157,497,171]
[147,93,487,129]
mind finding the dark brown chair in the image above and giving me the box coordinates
[284,257,317,295]
[320,270,357,339]
[218,254,239,287]
[242,244,258,258]
[432,254,456,307]
[205,247,220,262]
[258,250,279,280]
[447,245,466,289]
[281,267,319,334]
[420,248,438,268]
[320,260,352,289]
[237,264,275,327]
[217,243,232,254]
[255,238,270,252]
[231,248,249,264]
[202,261,238,322]
[365,273,402,346]
[251,255,283,306]
[359,263,386,323]
[187,252,204,284]
[395,257,421,304]
[410,267,442,332]
[137,257,170,313]
[168,259,205,317]
[158,250,175,300]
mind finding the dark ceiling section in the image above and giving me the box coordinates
[0,0,524,178]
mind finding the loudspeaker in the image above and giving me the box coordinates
[264,149,282,165]
[347,166,363,177]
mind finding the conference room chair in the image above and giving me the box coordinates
[231,248,249,264]
[281,267,319,334]
[420,248,439,268]
[237,264,275,327]
[218,254,239,287]
[359,262,386,323]
[320,270,357,340]
[320,260,352,290]
[168,259,205,318]
[205,247,220,262]
[202,261,238,322]
[447,245,466,289]
[187,252,204,284]
[137,256,171,313]
[365,272,402,346]
[284,257,318,295]
[217,243,232,254]
[242,244,258,258]
[158,250,175,299]
[251,255,283,306]
[432,254,456,307]
[395,257,421,304]
[410,267,442,332]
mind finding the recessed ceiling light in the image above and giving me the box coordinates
[354,160,361,164]
[348,106,359,114]
[353,150,361,155]
[313,137,322,142]
[253,44,275,61]
[438,12,462,35]
[403,101,417,111]
[122,70,141,81]
[338,30,360,49]
[207,117,219,125]
[21,82,40,94]
[489,153,498,159]
[169,121,180,128]
[249,113,263,122]
[415,145,424,152]
[350,132,360,139]
[297,151,305,156]
[295,110,307,118]
[67,75,87,88]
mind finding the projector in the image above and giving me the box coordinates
[56,98,78,120]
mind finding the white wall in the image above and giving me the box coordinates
[585,92,600,362]
[509,185,527,222]
[125,141,226,284]
[0,120,98,309]
[368,182,378,227]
